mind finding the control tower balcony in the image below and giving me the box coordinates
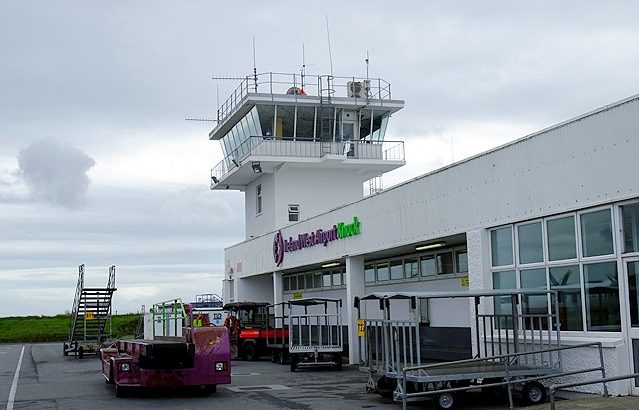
[210,137,405,189]
[208,72,405,190]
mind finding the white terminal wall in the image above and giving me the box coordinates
[244,166,366,239]
[227,96,639,277]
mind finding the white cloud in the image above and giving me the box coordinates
[17,138,95,208]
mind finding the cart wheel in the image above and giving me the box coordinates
[290,355,297,372]
[333,353,342,370]
[106,361,114,384]
[376,375,397,399]
[78,346,84,359]
[522,381,546,405]
[63,343,68,357]
[435,392,456,410]
[241,343,257,361]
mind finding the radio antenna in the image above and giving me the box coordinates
[365,51,370,80]
[301,43,306,89]
[325,16,334,76]
[252,36,258,92]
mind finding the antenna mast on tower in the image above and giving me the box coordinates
[252,36,258,92]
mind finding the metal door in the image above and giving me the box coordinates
[625,258,639,395]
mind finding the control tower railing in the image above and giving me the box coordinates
[216,73,392,127]
[210,137,404,187]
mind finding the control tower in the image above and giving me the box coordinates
[209,73,405,239]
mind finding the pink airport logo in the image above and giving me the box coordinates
[273,230,285,267]
[272,217,361,267]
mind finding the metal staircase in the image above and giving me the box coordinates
[64,264,117,358]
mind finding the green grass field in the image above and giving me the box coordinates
[0,313,140,344]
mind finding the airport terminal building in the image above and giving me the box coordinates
[210,73,639,395]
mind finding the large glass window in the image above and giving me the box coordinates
[491,227,513,267]
[404,258,419,279]
[630,261,639,327]
[518,222,543,264]
[549,265,582,331]
[520,268,548,328]
[376,262,390,281]
[437,252,454,274]
[456,251,468,273]
[332,272,342,287]
[276,105,295,138]
[296,106,315,140]
[420,255,436,277]
[390,260,403,280]
[365,264,375,283]
[322,272,331,287]
[584,262,620,331]
[359,109,372,141]
[547,216,577,261]
[493,270,516,328]
[581,209,614,257]
[314,273,322,288]
[257,105,275,136]
[622,203,639,253]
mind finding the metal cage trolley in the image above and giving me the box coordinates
[288,297,343,371]
[355,290,608,409]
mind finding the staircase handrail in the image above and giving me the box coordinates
[67,264,85,342]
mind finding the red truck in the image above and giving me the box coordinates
[223,302,288,361]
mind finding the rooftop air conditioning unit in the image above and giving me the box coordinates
[347,80,370,98]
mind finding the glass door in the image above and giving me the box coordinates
[625,258,639,395]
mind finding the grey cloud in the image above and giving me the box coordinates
[17,138,96,208]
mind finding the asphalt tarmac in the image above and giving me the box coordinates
[1,343,637,409]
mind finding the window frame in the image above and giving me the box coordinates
[256,184,262,216]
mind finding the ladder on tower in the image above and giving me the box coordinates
[63,264,117,358]
[318,75,336,147]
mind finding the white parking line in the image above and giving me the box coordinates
[6,345,25,410]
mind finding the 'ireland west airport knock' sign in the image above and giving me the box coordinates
[273,216,361,267]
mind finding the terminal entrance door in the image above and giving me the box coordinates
[625,258,639,395]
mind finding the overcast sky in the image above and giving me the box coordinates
[2,1,639,316]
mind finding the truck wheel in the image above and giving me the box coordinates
[115,385,129,398]
[522,381,546,405]
[279,351,287,365]
[63,343,68,356]
[271,350,279,363]
[241,343,257,361]
[435,392,456,409]
[290,355,297,372]
[78,347,84,359]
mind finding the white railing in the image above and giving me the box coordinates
[210,138,405,187]
[216,72,393,126]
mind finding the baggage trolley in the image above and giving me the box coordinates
[288,297,343,371]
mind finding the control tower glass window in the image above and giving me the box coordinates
[296,106,315,141]
[257,105,274,137]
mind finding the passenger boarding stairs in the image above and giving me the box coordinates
[64,264,117,358]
